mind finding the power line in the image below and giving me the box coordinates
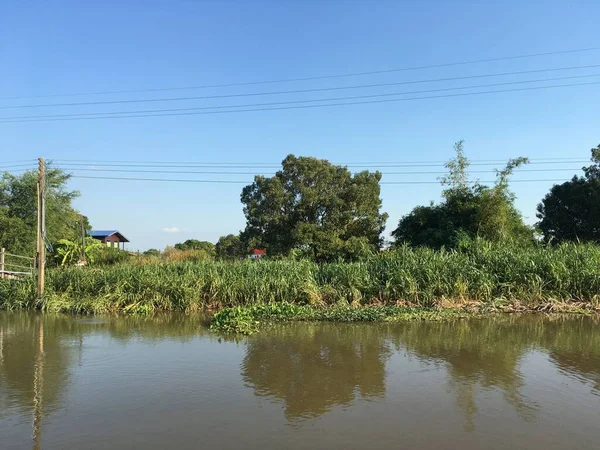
[54,159,590,169]
[0,163,38,170]
[69,174,569,184]
[2,80,598,124]
[0,159,37,164]
[2,47,598,101]
[59,166,585,176]
[385,179,567,185]
[1,163,580,181]
[51,158,589,172]
[3,63,600,111]
[0,169,37,176]
[71,175,249,184]
[383,179,567,185]
[51,156,589,165]
[4,73,600,122]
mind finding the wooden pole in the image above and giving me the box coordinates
[36,182,40,269]
[0,248,4,279]
[37,158,45,299]
[80,215,86,264]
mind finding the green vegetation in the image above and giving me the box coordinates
[53,239,132,267]
[174,239,215,253]
[0,167,87,256]
[210,302,472,334]
[537,144,600,243]
[215,234,245,259]
[1,239,599,320]
[392,141,534,249]
[240,154,387,262]
[54,237,104,265]
[3,142,600,332]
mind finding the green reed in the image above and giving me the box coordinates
[1,241,600,315]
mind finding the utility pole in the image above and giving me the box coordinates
[37,158,45,299]
[80,215,86,265]
[36,182,40,267]
[0,248,5,279]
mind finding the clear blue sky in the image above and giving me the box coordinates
[1,0,599,250]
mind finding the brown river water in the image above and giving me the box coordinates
[1,312,599,449]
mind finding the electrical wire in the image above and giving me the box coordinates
[53,159,590,169]
[0,159,37,164]
[2,46,598,100]
[2,81,598,123]
[51,156,589,165]
[69,174,570,184]
[59,166,586,176]
[3,63,600,110]
[51,157,589,167]
[0,169,35,176]
[71,175,248,184]
[0,163,38,170]
[4,72,600,121]
[0,160,587,173]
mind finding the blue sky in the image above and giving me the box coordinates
[1,0,599,250]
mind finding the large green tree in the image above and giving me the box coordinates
[392,141,533,249]
[536,144,600,243]
[0,167,86,256]
[240,155,388,262]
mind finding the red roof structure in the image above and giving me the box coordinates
[251,248,266,258]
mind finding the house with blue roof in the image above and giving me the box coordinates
[88,230,130,250]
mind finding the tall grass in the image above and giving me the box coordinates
[1,241,600,314]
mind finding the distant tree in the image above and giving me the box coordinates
[391,203,455,248]
[392,141,533,249]
[536,144,600,243]
[240,155,388,262]
[143,248,161,257]
[174,239,215,253]
[0,167,86,256]
[215,234,245,259]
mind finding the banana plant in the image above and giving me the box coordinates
[54,238,104,266]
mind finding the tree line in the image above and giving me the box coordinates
[217,141,600,261]
[1,141,599,263]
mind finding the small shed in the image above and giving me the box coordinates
[88,230,130,250]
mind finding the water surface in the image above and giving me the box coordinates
[1,312,599,449]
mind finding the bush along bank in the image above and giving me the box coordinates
[1,241,600,315]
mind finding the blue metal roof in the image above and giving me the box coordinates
[88,230,119,237]
[87,230,130,242]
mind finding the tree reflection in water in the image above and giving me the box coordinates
[542,317,600,392]
[241,315,600,429]
[1,312,599,439]
[241,323,391,421]
[391,318,541,431]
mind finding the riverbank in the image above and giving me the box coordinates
[1,242,599,317]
